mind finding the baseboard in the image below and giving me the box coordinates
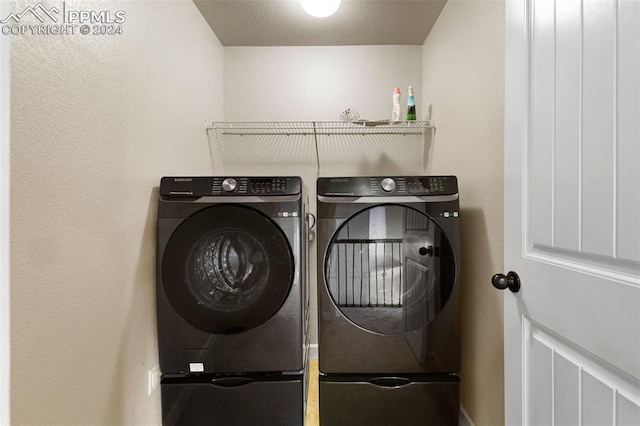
[459,406,475,426]
[309,343,318,360]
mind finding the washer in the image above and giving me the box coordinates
[316,176,461,425]
[156,176,310,425]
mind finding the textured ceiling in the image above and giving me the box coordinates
[193,0,447,46]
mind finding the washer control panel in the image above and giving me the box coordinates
[160,177,301,197]
[317,176,457,196]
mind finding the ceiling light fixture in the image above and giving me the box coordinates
[301,0,341,18]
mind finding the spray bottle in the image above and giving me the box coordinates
[391,88,402,121]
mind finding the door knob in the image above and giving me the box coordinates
[492,271,521,293]
[419,246,434,257]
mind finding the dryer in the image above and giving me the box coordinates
[156,176,310,425]
[316,176,461,425]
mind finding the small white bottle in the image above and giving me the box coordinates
[391,87,401,121]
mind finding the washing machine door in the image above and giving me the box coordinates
[162,204,294,335]
[324,204,455,335]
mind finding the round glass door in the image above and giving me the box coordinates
[324,204,456,335]
[162,205,294,334]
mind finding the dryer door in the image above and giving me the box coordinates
[162,205,294,334]
[324,204,456,335]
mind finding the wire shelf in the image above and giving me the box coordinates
[206,120,431,135]
[206,121,317,136]
[205,121,435,175]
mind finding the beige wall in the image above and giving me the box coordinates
[1,1,9,422]
[9,0,223,424]
[422,1,505,425]
[224,46,423,122]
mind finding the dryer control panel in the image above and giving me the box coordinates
[317,176,458,196]
[161,176,301,197]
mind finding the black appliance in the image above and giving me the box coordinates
[316,176,461,425]
[156,176,310,425]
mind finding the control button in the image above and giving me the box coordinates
[381,178,396,193]
[222,178,237,192]
[444,212,450,218]
[453,211,459,217]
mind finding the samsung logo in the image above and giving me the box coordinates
[174,178,192,182]
[330,178,349,183]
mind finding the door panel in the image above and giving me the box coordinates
[581,0,616,258]
[505,0,640,424]
[526,320,640,425]
[617,0,640,263]
[553,0,581,253]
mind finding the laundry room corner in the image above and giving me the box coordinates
[9,1,224,424]
[422,1,506,426]
[8,0,511,424]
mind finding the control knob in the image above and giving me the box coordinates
[381,178,396,193]
[222,178,237,192]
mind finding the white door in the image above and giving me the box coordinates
[503,0,640,425]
